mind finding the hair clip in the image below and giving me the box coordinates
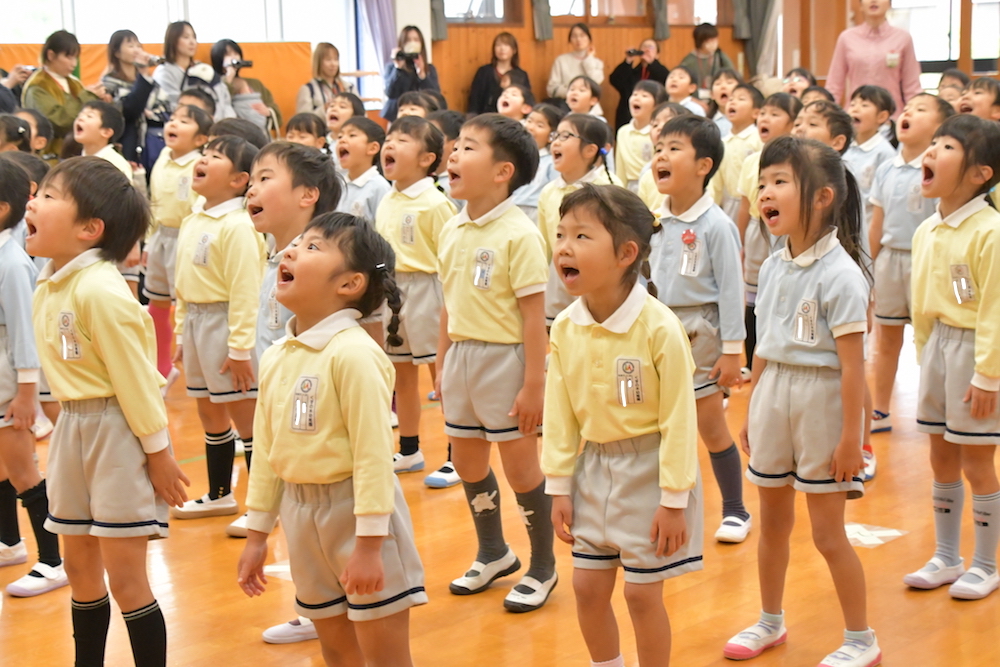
[598,147,608,156]
[375,263,387,272]
[652,217,662,228]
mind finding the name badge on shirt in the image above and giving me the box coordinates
[794,299,819,345]
[351,201,365,218]
[401,212,417,245]
[473,248,495,290]
[907,183,924,214]
[951,264,976,304]
[267,285,281,330]
[616,358,644,406]
[886,52,900,69]
[641,142,653,162]
[177,175,191,201]
[193,233,212,267]
[58,311,83,360]
[861,164,875,192]
[291,376,319,432]
[679,229,701,277]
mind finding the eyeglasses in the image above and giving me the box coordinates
[551,130,584,143]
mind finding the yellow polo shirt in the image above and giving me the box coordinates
[374,177,457,274]
[737,149,764,219]
[33,250,169,453]
[537,166,622,260]
[542,282,698,507]
[150,149,201,231]
[91,143,133,181]
[245,309,397,535]
[615,120,654,186]
[637,167,665,214]
[709,123,763,207]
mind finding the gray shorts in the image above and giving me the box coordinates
[570,433,704,584]
[0,326,19,428]
[182,302,258,403]
[385,272,442,365]
[545,262,575,325]
[44,397,169,538]
[673,304,725,399]
[442,340,533,442]
[517,205,538,223]
[918,321,1000,445]
[747,362,864,499]
[117,262,140,283]
[282,477,428,622]
[873,248,911,326]
[143,227,179,301]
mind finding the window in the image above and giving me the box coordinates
[667,0,718,24]
[445,0,506,22]
[549,0,729,25]
[0,0,62,43]
[74,0,172,45]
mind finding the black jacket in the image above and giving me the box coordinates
[609,59,669,130]
[467,64,530,115]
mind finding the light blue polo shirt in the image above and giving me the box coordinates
[513,148,557,209]
[256,250,293,360]
[844,133,896,227]
[869,150,938,251]
[337,166,393,225]
[0,229,41,380]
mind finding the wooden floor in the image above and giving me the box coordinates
[2,331,999,666]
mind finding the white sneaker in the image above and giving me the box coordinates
[449,547,521,595]
[424,461,461,488]
[723,620,787,660]
[226,513,249,538]
[170,493,239,519]
[741,367,752,381]
[715,515,752,543]
[818,633,881,667]
[390,411,399,429]
[903,557,965,589]
[870,410,891,434]
[161,367,181,398]
[504,572,558,613]
[393,450,425,473]
[862,449,877,482]
[6,562,69,597]
[262,617,318,644]
[32,413,54,440]
[949,567,1000,600]
[0,540,27,567]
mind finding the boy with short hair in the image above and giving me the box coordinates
[615,80,668,192]
[25,156,189,667]
[666,66,706,117]
[335,118,391,223]
[497,84,535,122]
[438,113,557,612]
[397,91,438,118]
[73,101,129,180]
[650,115,751,543]
[708,82,764,220]
[178,88,217,117]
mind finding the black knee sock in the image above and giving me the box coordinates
[72,595,111,667]
[0,479,20,547]
[744,304,757,370]
[514,482,555,583]
[123,600,167,667]
[18,480,61,568]
[205,429,236,499]
[242,436,253,473]
[462,469,508,564]
[710,444,749,520]
[399,435,420,457]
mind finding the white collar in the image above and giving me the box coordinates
[279,309,362,350]
[629,119,652,135]
[44,68,70,91]
[728,123,757,141]
[929,197,989,230]
[892,148,925,169]
[394,177,435,198]
[853,133,886,153]
[171,149,201,166]
[0,228,11,251]
[659,192,714,224]
[350,166,381,188]
[455,197,516,227]
[86,144,114,158]
[193,198,245,218]
[540,147,551,157]
[567,281,647,334]
[37,248,104,284]
[554,165,605,190]
[779,229,841,267]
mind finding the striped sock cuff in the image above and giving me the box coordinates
[122,600,160,621]
[72,594,110,611]
[934,480,965,491]
[241,437,253,452]
[205,429,236,447]
[973,491,1000,503]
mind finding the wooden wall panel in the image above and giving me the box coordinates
[433,4,744,114]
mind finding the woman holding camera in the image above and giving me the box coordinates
[153,21,235,121]
[609,38,668,129]
[381,25,440,122]
[211,39,281,131]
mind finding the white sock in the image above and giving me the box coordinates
[844,628,875,646]
[759,610,784,632]
[591,656,625,667]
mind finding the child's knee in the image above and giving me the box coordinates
[623,581,664,614]
[810,522,849,558]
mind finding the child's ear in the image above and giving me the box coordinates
[751,107,761,121]
[231,171,251,191]
[831,134,847,153]
[990,106,1000,121]
[365,141,381,158]
[970,164,994,188]
[99,126,114,142]
[418,150,437,171]
[78,217,106,245]
[876,109,890,126]
[581,142,599,161]
[814,185,835,211]
[334,270,367,300]
[521,103,534,117]
[492,159,515,185]
[616,239,639,268]
[695,156,714,178]
[31,136,47,152]
[299,185,320,209]
[194,133,209,147]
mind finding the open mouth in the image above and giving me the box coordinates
[759,126,771,140]
[25,222,37,238]
[959,102,974,114]
[656,166,671,182]
[551,149,563,161]
[760,205,779,225]
[631,103,642,114]
[899,119,911,131]
[559,263,580,283]
[247,203,263,218]
[383,155,396,169]
[338,148,350,160]
[74,122,84,136]
[193,166,207,179]
[922,165,935,186]
[718,93,729,104]
[500,100,511,110]
[726,105,738,117]
[447,169,460,184]
[165,130,179,142]
[851,115,862,126]
[277,263,294,284]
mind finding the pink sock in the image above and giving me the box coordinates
[148,304,173,378]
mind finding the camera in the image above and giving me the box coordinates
[23,65,38,73]
[146,56,166,67]
[626,49,643,57]
[228,59,253,71]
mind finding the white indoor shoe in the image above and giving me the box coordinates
[262,617,318,644]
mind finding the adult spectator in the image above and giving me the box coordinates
[467,32,531,115]
[826,0,921,118]
[382,26,440,122]
[609,38,669,129]
[102,30,172,163]
[295,42,356,117]
[153,21,235,120]
[1,66,32,113]
[21,30,107,157]
[679,23,736,93]
[547,23,605,101]
[211,39,280,131]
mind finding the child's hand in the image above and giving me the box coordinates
[172,344,183,366]
[965,385,998,420]
[146,449,190,507]
[340,536,385,596]
[650,506,687,558]
[738,420,750,456]
[124,242,141,268]
[509,381,543,435]
[830,439,863,483]
[86,82,107,98]
[5,384,36,431]
[551,495,574,544]
[221,357,255,394]
[237,532,269,597]
[710,354,743,390]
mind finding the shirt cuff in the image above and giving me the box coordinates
[660,489,690,509]
[138,428,170,454]
[246,509,279,534]
[16,369,40,384]
[514,282,547,299]
[228,347,252,361]
[972,372,1000,392]
[176,334,184,345]
[832,321,867,338]
[355,513,391,536]
[722,341,744,355]
[544,475,572,496]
